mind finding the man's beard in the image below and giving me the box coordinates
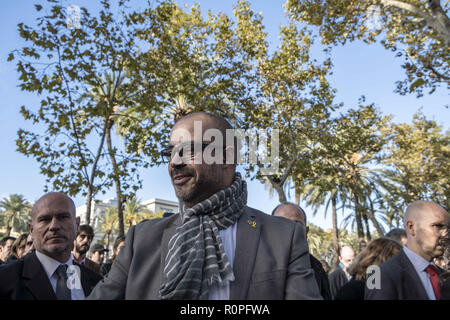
[75,244,89,255]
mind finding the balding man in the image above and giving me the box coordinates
[272,202,332,300]
[0,192,102,300]
[365,200,450,300]
[88,112,321,300]
[328,245,355,299]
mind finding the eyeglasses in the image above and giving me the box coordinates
[160,141,214,164]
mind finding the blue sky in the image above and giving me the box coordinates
[0,1,448,231]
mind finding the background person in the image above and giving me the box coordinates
[328,245,355,299]
[89,244,108,266]
[6,233,28,262]
[334,237,402,300]
[101,235,125,276]
[0,236,16,264]
[385,228,408,246]
[272,202,332,300]
[365,200,450,300]
[0,192,102,299]
[72,224,102,275]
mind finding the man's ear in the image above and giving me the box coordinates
[406,220,415,237]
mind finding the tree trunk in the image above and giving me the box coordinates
[274,182,287,203]
[331,195,340,269]
[353,194,365,251]
[368,198,385,237]
[85,117,110,225]
[362,211,371,242]
[105,120,125,237]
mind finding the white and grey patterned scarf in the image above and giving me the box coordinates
[159,172,247,300]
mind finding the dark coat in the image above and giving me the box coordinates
[441,278,450,300]
[328,267,349,299]
[0,251,102,300]
[334,278,365,300]
[88,207,322,300]
[365,250,444,300]
[310,254,332,300]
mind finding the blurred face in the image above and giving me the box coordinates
[166,116,233,207]
[412,209,449,261]
[115,241,125,257]
[30,193,79,263]
[24,234,34,256]
[16,238,27,259]
[91,251,105,264]
[339,247,355,270]
[0,239,14,261]
[74,231,94,255]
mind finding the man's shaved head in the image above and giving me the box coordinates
[272,202,307,226]
[404,200,447,227]
[404,200,450,261]
[31,192,76,220]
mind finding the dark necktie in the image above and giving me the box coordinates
[55,264,71,300]
[425,264,441,300]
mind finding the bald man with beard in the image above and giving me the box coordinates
[365,200,450,300]
[0,192,102,300]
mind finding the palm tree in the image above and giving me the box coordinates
[123,196,152,229]
[0,194,32,236]
[97,207,119,250]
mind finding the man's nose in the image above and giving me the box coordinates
[48,217,61,230]
[169,151,186,168]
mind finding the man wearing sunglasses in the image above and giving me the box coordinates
[88,112,321,300]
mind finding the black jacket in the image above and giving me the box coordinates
[0,251,102,300]
[310,254,332,300]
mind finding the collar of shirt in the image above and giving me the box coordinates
[35,250,74,280]
[403,246,435,273]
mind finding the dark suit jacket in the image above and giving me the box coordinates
[84,257,102,276]
[328,267,349,299]
[88,206,322,300]
[0,251,102,300]
[365,250,444,300]
[441,278,450,300]
[334,278,365,300]
[310,254,332,300]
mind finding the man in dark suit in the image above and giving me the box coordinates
[0,192,102,299]
[328,245,355,299]
[365,200,450,300]
[88,112,321,300]
[272,202,332,300]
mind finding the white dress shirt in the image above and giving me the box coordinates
[35,250,85,300]
[403,246,438,300]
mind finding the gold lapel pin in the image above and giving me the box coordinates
[247,220,256,228]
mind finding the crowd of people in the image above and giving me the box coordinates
[0,112,449,300]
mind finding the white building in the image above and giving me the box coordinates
[76,197,178,254]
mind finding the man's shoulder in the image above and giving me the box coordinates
[130,213,180,239]
[77,261,103,282]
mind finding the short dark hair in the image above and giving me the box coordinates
[78,224,94,236]
[385,228,407,244]
[0,236,16,247]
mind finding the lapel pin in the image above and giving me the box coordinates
[247,220,256,228]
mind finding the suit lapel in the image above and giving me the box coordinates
[22,252,56,300]
[230,207,261,300]
[76,263,94,296]
[160,216,180,282]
